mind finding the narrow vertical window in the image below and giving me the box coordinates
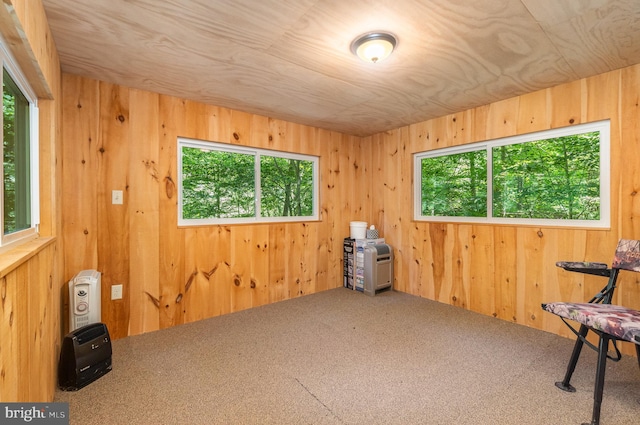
[1,33,39,248]
[3,68,31,235]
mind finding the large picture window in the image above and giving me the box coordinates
[178,138,319,225]
[414,121,610,228]
[1,35,39,247]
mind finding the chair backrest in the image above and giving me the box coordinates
[611,239,640,272]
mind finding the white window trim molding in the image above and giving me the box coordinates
[413,120,611,229]
[0,32,40,248]
[177,137,320,226]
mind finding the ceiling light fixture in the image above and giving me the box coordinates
[351,32,397,64]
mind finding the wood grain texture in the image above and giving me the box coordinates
[97,82,130,339]
[8,1,640,404]
[61,74,99,275]
[0,241,57,402]
[128,89,161,336]
[40,0,640,136]
[61,74,364,340]
[0,271,28,401]
[619,65,640,265]
[371,63,640,356]
[0,0,53,98]
[523,0,640,76]
[0,0,63,405]
[54,55,640,383]
[158,96,185,329]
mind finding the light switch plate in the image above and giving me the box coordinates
[112,190,123,205]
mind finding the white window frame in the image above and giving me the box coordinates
[177,137,319,226]
[413,120,610,228]
[0,34,40,247]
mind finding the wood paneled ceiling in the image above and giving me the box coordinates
[42,0,640,136]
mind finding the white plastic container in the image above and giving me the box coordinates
[350,221,367,239]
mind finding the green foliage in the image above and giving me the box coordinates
[3,85,16,233]
[181,147,314,220]
[260,156,314,217]
[420,131,601,221]
[492,132,600,220]
[421,150,487,217]
[181,147,255,219]
[3,68,31,235]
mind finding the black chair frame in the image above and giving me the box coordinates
[549,250,640,425]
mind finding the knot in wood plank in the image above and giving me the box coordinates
[145,291,161,309]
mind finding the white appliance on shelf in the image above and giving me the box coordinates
[69,270,101,332]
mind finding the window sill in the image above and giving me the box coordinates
[0,236,56,279]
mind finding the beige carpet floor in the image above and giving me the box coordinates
[54,288,640,424]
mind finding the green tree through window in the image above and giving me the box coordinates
[260,155,314,217]
[181,147,255,219]
[420,149,487,217]
[492,132,600,220]
[179,139,318,225]
[3,68,31,235]
[414,120,609,227]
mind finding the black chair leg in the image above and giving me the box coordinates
[636,344,640,408]
[556,324,590,392]
[582,334,610,425]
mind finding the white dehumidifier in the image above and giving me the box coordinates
[69,269,101,332]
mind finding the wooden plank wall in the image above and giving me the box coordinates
[369,63,640,355]
[0,240,57,401]
[0,0,63,402]
[61,74,370,339]
[62,65,640,357]
[4,0,640,404]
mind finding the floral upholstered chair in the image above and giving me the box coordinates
[542,239,640,425]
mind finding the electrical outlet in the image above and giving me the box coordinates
[111,284,123,300]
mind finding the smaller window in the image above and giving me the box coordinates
[1,36,39,247]
[178,138,319,225]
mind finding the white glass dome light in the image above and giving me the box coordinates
[351,32,397,64]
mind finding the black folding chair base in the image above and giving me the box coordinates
[545,241,640,425]
[554,324,589,393]
[555,381,576,392]
[553,325,615,425]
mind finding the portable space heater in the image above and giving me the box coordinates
[69,269,101,332]
[363,243,394,296]
[58,322,112,391]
